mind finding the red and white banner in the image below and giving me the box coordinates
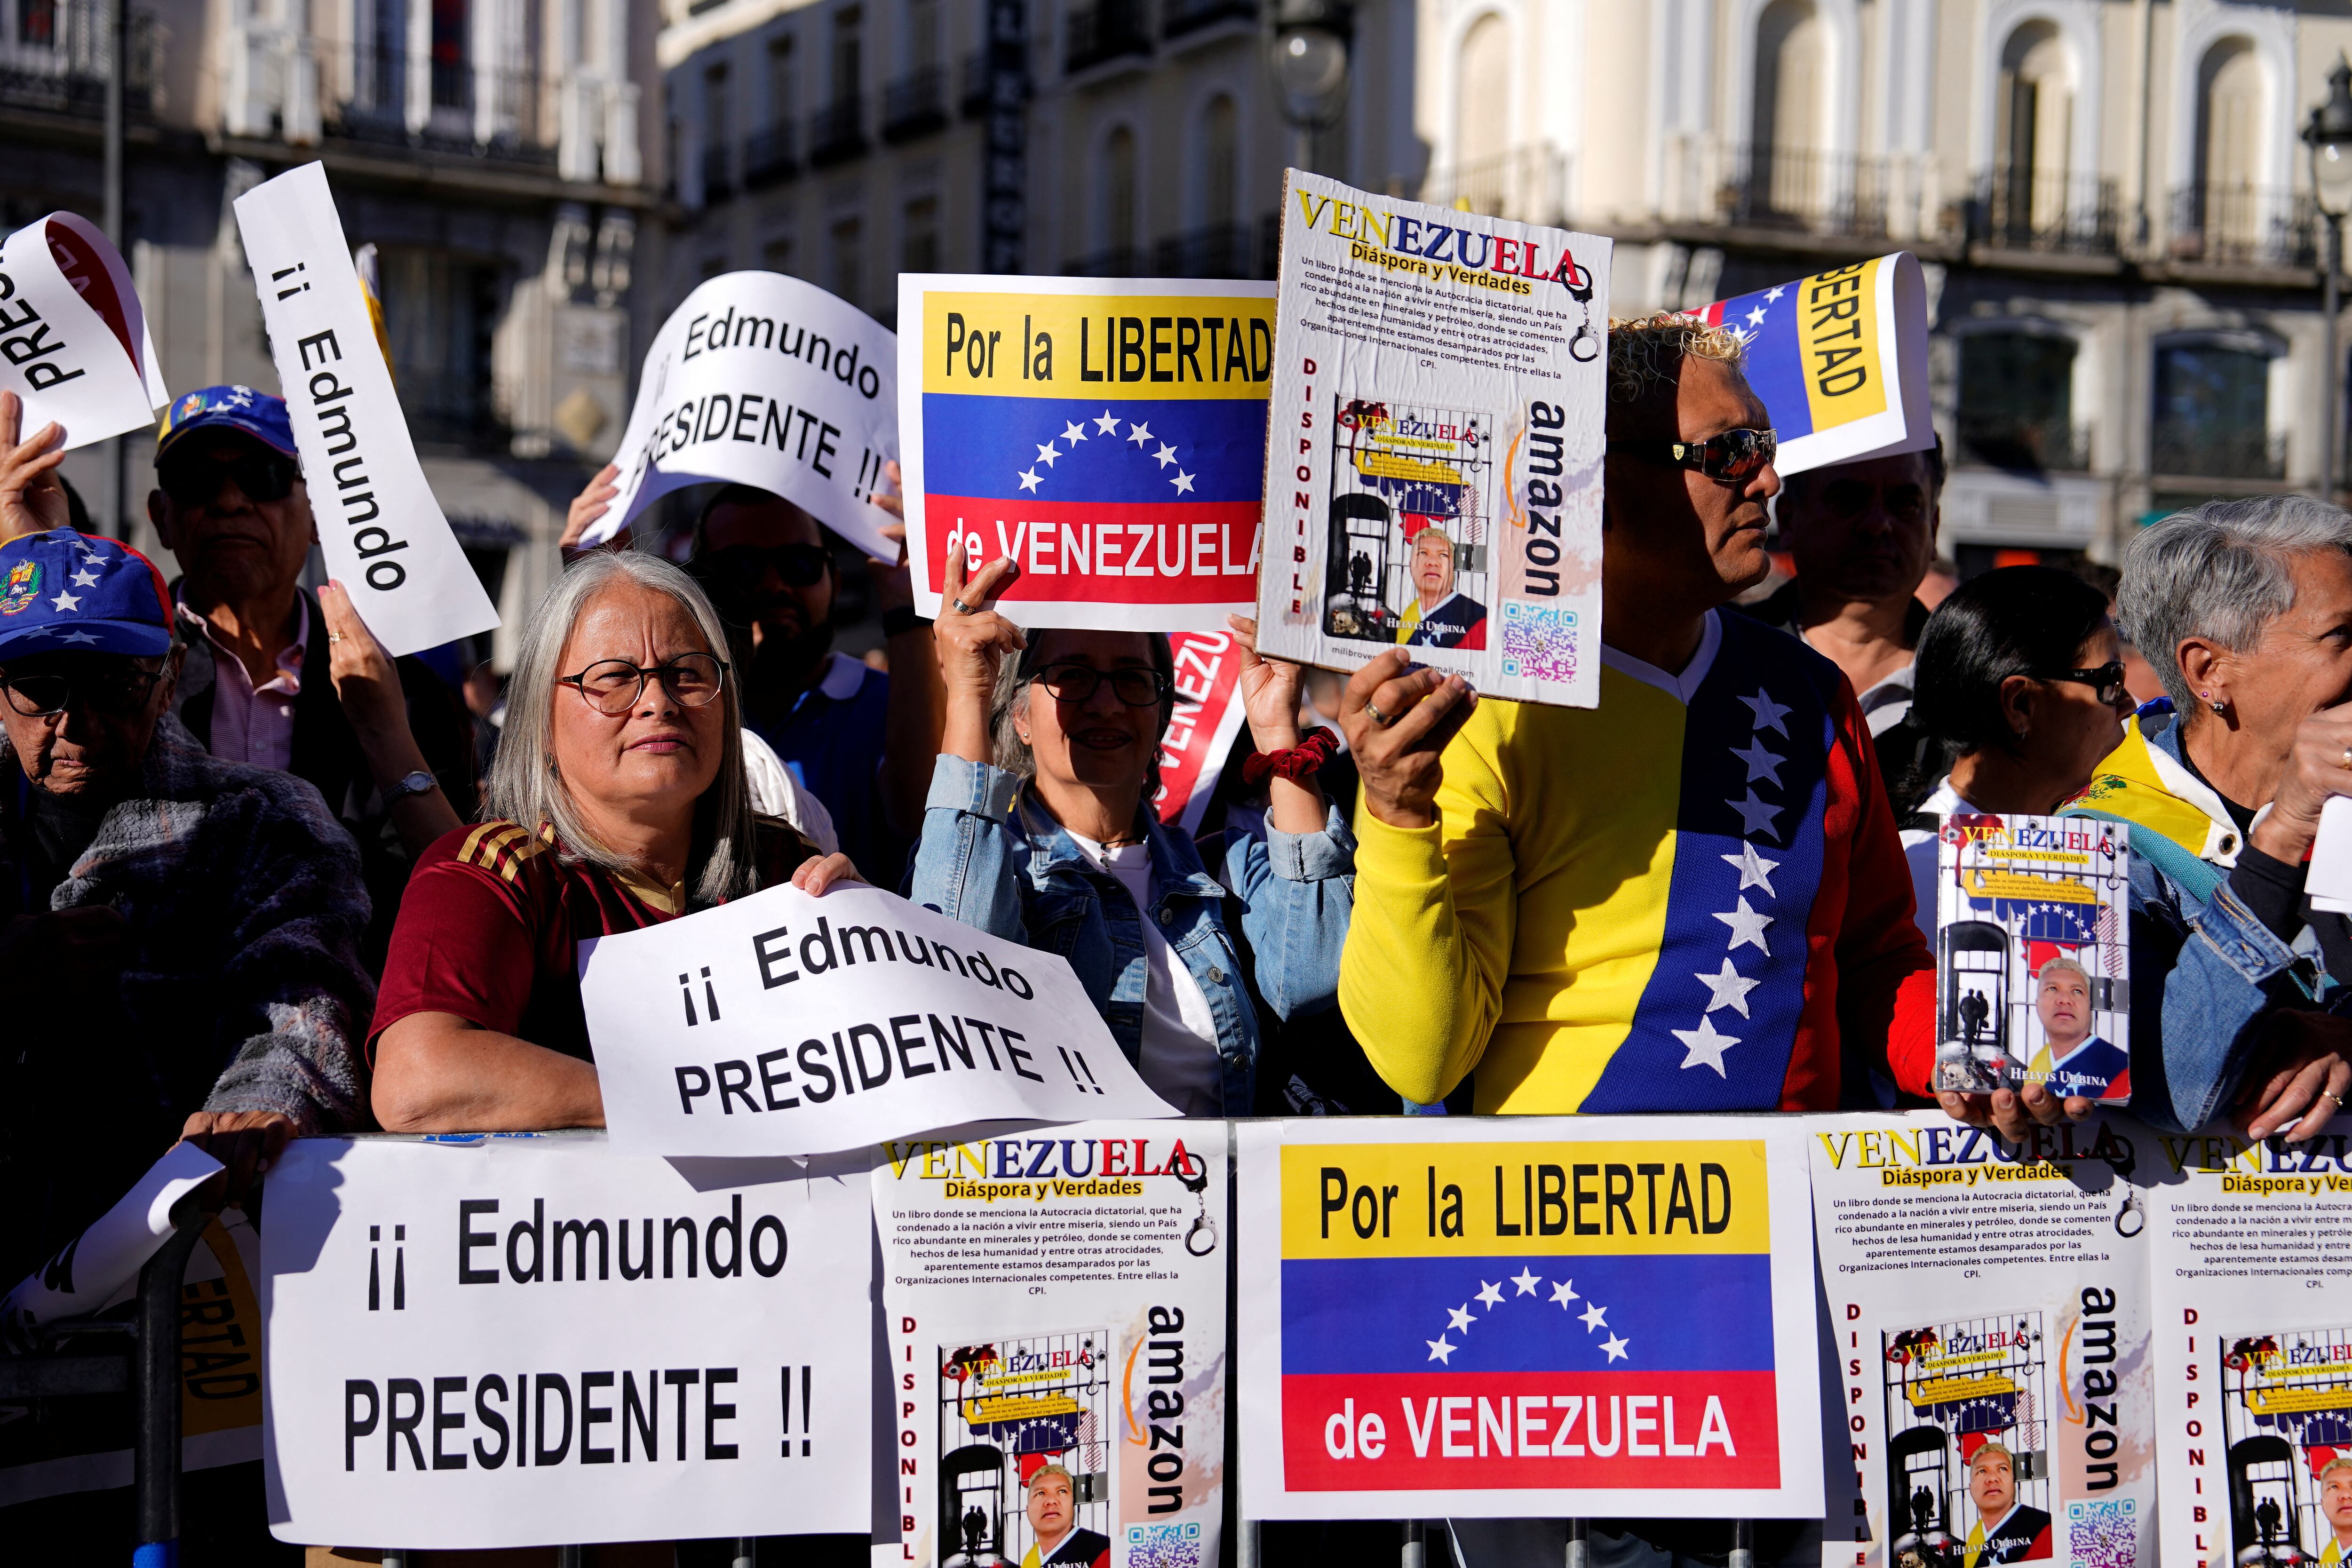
[1153,630,1251,834]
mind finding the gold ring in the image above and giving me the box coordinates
[326,632,344,644]
[2340,746,2352,771]
[2326,1091,2345,1108]
[1366,700,1396,727]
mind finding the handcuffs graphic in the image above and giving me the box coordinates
[2114,1187,2144,1238]
[1174,1148,1218,1256]
[1563,254,1600,364]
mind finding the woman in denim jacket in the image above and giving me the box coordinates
[2058,498,2352,1137]
[908,550,1355,1116]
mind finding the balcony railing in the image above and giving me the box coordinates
[1956,412,2091,473]
[1150,219,1275,279]
[882,66,946,143]
[742,122,797,189]
[807,93,865,166]
[2168,183,2318,270]
[1967,167,2122,255]
[1066,0,1151,74]
[2149,422,2287,482]
[326,44,558,163]
[1712,143,1892,238]
[1418,147,1570,229]
[699,143,731,202]
[0,3,156,121]
[1164,0,1258,38]
[400,368,509,454]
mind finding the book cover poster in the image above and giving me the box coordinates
[1931,814,2131,1102]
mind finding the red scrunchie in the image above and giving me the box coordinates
[1240,727,1339,788]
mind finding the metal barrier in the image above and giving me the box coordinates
[0,1194,208,1566]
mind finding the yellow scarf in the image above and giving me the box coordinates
[2061,715,2219,863]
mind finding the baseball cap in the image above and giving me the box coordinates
[0,529,175,659]
[155,384,298,462]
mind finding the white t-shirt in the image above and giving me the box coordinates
[1065,830,1226,1116]
[1900,777,1979,948]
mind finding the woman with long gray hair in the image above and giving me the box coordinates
[2058,495,2352,1137]
[369,551,856,1132]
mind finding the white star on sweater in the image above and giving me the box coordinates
[1715,897,1773,954]
[1721,841,1780,897]
[1740,688,1792,735]
[1728,789,1784,840]
[1730,738,1785,786]
[1695,958,1761,1018]
[1672,1014,1740,1077]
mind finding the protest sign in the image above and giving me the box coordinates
[897,272,1276,632]
[1152,629,1250,834]
[2146,1120,2352,1568]
[1,1203,267,1508]
[1697,253,1932,478]
[232,163,500,658]
[578,882,1176,1159]
[1253,170,1611,708]
[1811,1113,2153,1568]
[1929,814,2133,1103]
[1,1139,219,1346]
[0,211,169,448]
[1234,1116,1822,1519]
[592,271,899,559]
[875,1121,1228,1568]
[261,1134,873,1549]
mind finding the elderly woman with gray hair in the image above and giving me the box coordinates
[2059,495,2352,1138]
[910,548,1357,1116]
[370,551,856,1132]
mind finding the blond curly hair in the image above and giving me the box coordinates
[1607,312,1749,404]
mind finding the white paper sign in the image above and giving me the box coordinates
[875,1121,1230,1568]
[260,1135,874,1549]
[0,211,168,448]
[1,1140,220,1347]
[232,164,499,658]
[579,883,1176,1159]
[595,271,898,559]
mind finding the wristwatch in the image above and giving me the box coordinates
[382,770,441,803]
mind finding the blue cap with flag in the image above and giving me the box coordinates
[155,383,299,461]
[0,529,175,658]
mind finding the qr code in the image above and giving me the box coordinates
[1500,600,1579,686]
[1124,1519,1203,1568]
[2066,1497,2137,1568]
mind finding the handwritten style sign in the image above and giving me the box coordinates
[233,163,500,658]
[1697,252,1931,478]
[591,271,900,560]
[1234,1115,1823,1520]
[261,1136,872,1548]
[578,882,1176,1158]
[0,212,169,449]
[898,273,1276,632]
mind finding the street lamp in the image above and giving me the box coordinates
[2304,56,2352,498]
[1266,0,1353,174]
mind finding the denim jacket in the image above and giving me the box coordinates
[906,754,1358,1113]
[2063,702,2337,1131]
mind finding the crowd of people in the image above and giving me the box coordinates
[7,302,2352,1561]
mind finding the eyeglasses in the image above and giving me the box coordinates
[557,653,730,716]
[2042,661,2129,707]
[1606,427,1779,484]
[0,665,165,717]
[695,543,833,589]
[1031,661,1170,708]
[158,448,300,509]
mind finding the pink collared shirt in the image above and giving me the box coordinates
[180,596,307,773]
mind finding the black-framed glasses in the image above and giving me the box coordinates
[1032,662,1170,708]
[0,666,165,718]
[696,542,832,589]
[2042,661,2129,706]
[557,653,730,716]
[158,448,300,509]
[1606,427,1778,484]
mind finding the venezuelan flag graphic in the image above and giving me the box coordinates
[1273,1138,1783,1493]
[906,281,1274,625]
[1696,252,1930,477]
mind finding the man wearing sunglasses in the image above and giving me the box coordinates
[1732,442,1948,813]
[143,386,476,968]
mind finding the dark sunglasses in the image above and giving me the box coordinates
[158,448,300,509]
[557,653,730,716]
[2042,661,2129,707]
[0,665,166,718]
[697,543,832,589]
[1032,661,1170,708]
[1607,427,1778,484]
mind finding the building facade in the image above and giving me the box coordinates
[0,0,661,662]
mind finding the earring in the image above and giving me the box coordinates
[2204,692,2227,715]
